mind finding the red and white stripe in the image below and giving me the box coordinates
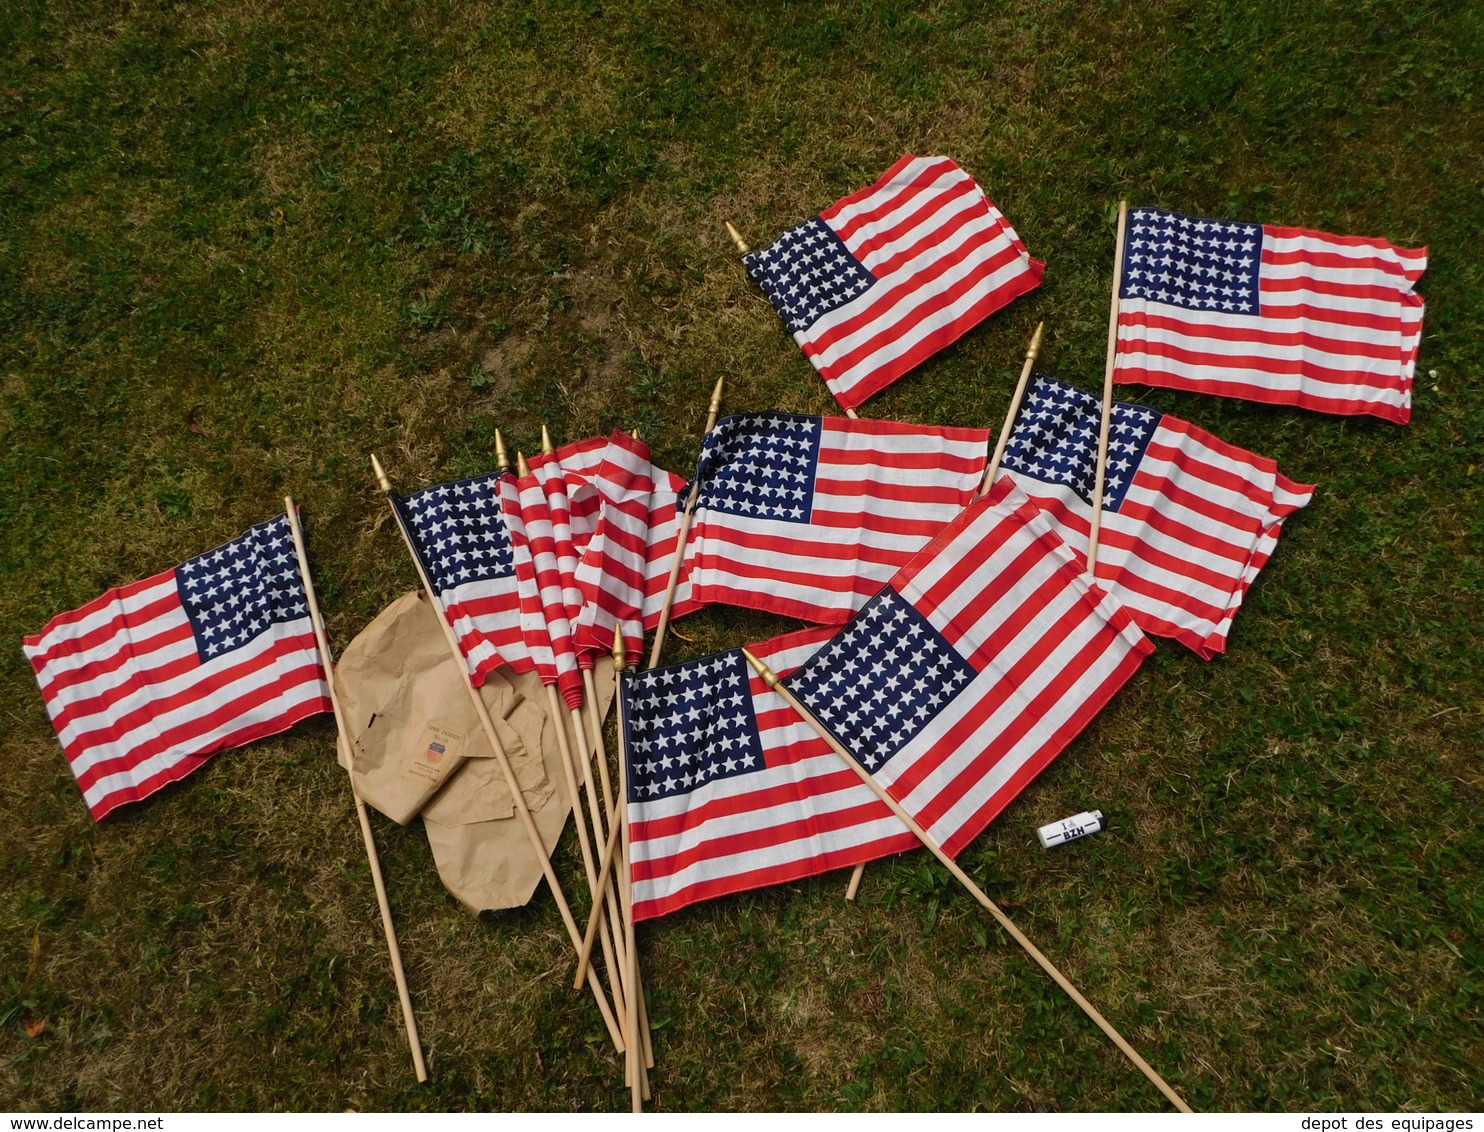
[1005,415,1314,659]
[541,436,610,548]
[503,470,584,709]
[638,475,702,628]
[1115,223,1428,424]
[802,155,1045,411]
[628,627,917,922]
[572,433,667,662]
[871,481,1154,856]
[23,571,329,822]
[689,416,989,624]
[531,450,594,673]
[569,432,705,659]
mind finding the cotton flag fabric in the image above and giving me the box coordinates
[23,515,332,821]
[394,473,530,684]
[624,627,918,922]
[688,412,991,624]
[531,448,597,674]
[1001,373,1315,659]
[1113,206,1427,424]
[571,432,702,663]
[499,470,585,707]
[537,435,611,549]
[786,479,1153,857]
[743,154,1045,412]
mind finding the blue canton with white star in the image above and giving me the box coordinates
[623,650,767,803]
[695,413,822,525]
[787,588,976,774]
[175,515,310,661]
[1120,207,1263,314]
[397,474,515,594]
[1001,374,1161,512]
[743,217,877,334]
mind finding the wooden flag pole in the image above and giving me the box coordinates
[613,632,650,1108]
[540,433,636,999]
[283,498,429,1083]
[1087,200,1130,572]
[647,374,726,668]
[518,447,630,1028]
[580,669,631,979]
[573,641,653,1087]
[982,321,1047,496]
[574,770,626,985]
[370,454,626,1054]
[741,648,1194,1114]
[614,633,656,1079]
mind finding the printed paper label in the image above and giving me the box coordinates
[404,721,465,787]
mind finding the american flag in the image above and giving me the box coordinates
[1113,206,1427,424]
[624,627,918,922]
[23,515,332,821]
[531,449,596,670]
[395,474,530,683]
[537,435,610,550]
[744,155,1045,412]
[1001,373,1315,659]
[570,432,703,663]
[500,469,585,709]
[688,412,990,624]
[786,479,1154,857]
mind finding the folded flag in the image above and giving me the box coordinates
[23,515,332,821]
[1113,206,1427,424]
[744,154,1045,412]
[1001,373,1315,658]
[531,448,596,670]
[539,435,611,549]
[501,467,585,709]
[624,627,918,922]
[689,412,990,624]
[786,479,1153,857]
[571,432,703,662]
[394,473,530,684]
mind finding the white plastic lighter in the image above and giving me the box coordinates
[1037,810,1104,848]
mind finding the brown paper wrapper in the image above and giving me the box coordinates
[335,589,618,912]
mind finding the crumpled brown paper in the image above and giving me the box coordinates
[334,589,619,912]
[333,590,552,825]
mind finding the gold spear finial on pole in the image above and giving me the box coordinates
[742,648,776,689]
[630,428,640,441]
[982,321,1048,496]
[613,624,627,670]
[370,453,391,493]
[517,452,532,477]
[541,425,555,455]
[494,429,510,472]
[724,221,750,255]
[706,375,726,434]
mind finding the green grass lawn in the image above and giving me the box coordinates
[2,0,1481,1112]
